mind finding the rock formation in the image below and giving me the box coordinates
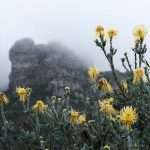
[8,38,126,103]
[9,38,90,99]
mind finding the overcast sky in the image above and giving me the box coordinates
[0,0,150,90]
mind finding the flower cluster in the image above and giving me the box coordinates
[88,67,113,93]
[96,25,118,39]
[93,24,145,130]
[98,97,138,127]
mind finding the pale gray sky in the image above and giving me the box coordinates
[0,0,150,90]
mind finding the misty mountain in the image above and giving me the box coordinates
[8,38,92,99]
[8,38,126,102]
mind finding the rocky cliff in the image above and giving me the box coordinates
[9,38,90,99]
[8,38,127,103]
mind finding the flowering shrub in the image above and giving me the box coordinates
[0,25,150,149]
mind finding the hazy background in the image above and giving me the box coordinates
[0,0,150,90]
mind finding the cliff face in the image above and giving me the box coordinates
[9,38,89,99]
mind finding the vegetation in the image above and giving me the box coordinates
[0,25,150,149]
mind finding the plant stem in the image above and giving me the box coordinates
[110,61,127,98]
[109,40,127,98]
[26,96,30,112]
[124,53,132,71]
[65,95,70,109]
[96,38,127,98]
[139,54,142,67]
[134,53,137,69]
[139,40,143,67]
[22,103,26,112]
[122,59,130,72]
[127,133,132,150]
[35,111,40,137]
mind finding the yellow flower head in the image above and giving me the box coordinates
[96,25,105,37]
[133,68,146,84]
[133,25,147,41]
[70,111,86,125]
[107,28,118,39]
[32,100,48,113]
[98,98,117,115]
[0,92,9,105]
[88,66,100,81]
[78,114,86,124]
[120,80,128,93]
[16,87,28,103]
[16,87,27,95]
[98,78,113,93]
[70,111,80,125]
[119,106,138,127]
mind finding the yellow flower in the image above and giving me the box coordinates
[133,68,146,84]
[70,111,86,125]
[98,98,117,115]
[70,111,80,125]
[16,87,28,103]
[133,25,147,41]
[120,80,128,93]
[78,115,86,124]
[96,25,105,37]
[98,78,113,93]
[119,106,138,127]
[88,66,100,81]
[0,92,9,105]
[16,87,27,95]
[107,28,118,39]
[32,100,48,113]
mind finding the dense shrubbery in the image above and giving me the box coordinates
[0,25,150,149]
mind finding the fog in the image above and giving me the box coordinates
[0,0,150,90]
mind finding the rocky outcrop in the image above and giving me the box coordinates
[9,38,90,99]
[8,38,127,102]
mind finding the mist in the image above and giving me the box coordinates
[0,0,150,90]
